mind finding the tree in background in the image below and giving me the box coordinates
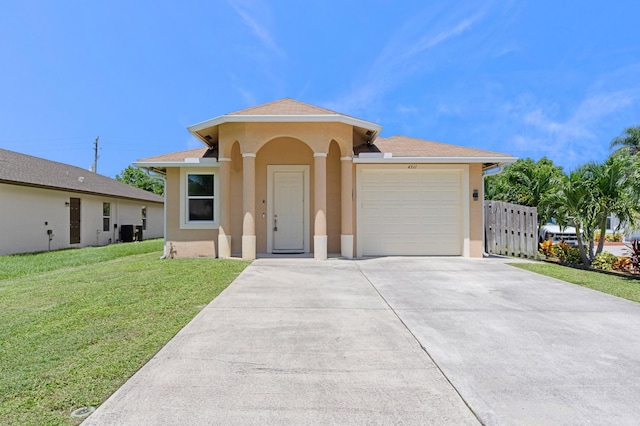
[116,166,164,196]
[554,156,640,266]
[610,125,640,156]
[484,157,565,237]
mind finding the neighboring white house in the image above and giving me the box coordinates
[0,149,164,255]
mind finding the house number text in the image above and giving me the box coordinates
[407,164,417,169]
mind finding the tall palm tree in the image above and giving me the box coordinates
[610,125,640,155]
[556,157,640,266]
[589,157,639,255]
[555,166,598,265]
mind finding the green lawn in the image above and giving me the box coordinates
[510,261,640,303]
[0,240,249,425]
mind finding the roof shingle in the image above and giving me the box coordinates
[0,149,164,203]
[371,135,513,158]
[228,98,339,116]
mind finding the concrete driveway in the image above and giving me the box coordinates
[358,257,640,425]
[84,257,640,425]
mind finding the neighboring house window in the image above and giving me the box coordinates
[142,207,147,230]
[187,174,215,222]
[103,202,111,232]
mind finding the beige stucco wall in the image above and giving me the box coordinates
[326,141,342,254]
[219,122,353,157]
[164,167,218,258]
[0,183,163,256]
[468,163,484,258]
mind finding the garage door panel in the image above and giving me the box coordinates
[360,169,463,256]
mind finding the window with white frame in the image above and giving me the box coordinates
[187,174,215,222]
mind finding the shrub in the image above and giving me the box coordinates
[614,257,632,272]
[594,232,623,242]
[591,252,619,270]
[627,240,640,273]
[539,240,554,257]
[552,242,582,264]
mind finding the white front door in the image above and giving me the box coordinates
[273,170,305,252]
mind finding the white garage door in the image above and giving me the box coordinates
[359,168,463,256]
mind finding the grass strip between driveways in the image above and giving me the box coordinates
[0,240,249,426]
[510,261,640,303]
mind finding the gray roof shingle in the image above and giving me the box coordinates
[0,149,164,204]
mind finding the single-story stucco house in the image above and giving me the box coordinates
[134,98,516,260]
[0,149,164,255]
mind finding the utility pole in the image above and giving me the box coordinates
[93,136,99,173]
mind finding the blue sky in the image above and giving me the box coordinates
[1,1,639,178]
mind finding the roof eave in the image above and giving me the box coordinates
[187,114,382,135]
[0,179,163,204]
[133,158,220,171]
[353,156,518,165]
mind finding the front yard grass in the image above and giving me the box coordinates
[510,261,640,303]
[0,240,249,425]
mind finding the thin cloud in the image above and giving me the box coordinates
[227,0,285,57]
[401,14,481,60]
[326,7,489,115]
[509,87,640,170]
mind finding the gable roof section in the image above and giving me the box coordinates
[0,149,164,203]
[187,98,382,148]
[228,98,337,116]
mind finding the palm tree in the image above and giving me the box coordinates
[485,157,564,238]
[610,125,640,155]
[554,166,598,265]
[556,157,640,266]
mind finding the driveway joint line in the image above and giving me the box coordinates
[354,260,485,426]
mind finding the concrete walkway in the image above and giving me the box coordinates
[84,259,479,425]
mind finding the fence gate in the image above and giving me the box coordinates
[484,200,538,258]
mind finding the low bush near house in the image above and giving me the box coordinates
[539,241,582,264]
[539,240,554,257]
[614,256,632,272]
[553,242,582,264]
[591,252,619,270]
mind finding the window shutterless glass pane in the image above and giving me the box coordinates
[188,199,214,221]
[188,175,214,196]
[103,202,110,216]
[103,218,110,232]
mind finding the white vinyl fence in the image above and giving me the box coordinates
[484,200,538,258]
